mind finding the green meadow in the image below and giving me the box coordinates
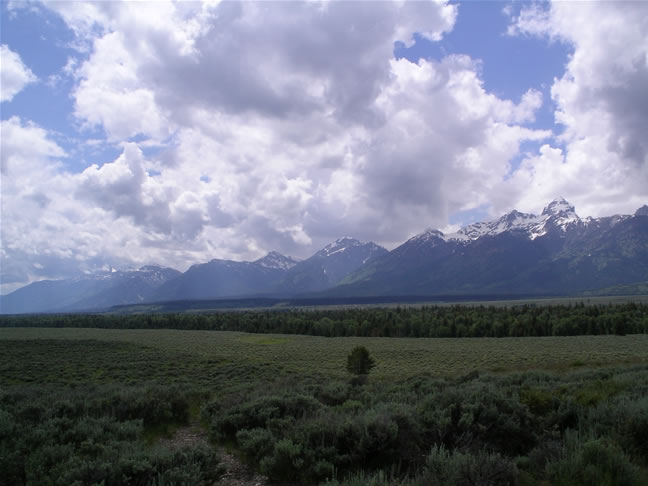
[1,328,648,384]
[1,320,647,485]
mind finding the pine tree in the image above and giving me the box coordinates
[346,346,376,376]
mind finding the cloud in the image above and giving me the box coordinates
[0,117,71,292]
[73,32,173,142]
[76,143,148,219]
[61,1,458,136]
[0,44,37,102]
[0,116,65,176]
[503,0,648,217]
[316,55,549,244]
[0,123,215,294]
[3,0,562,291]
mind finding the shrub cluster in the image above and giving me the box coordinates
[0,385,223,486]
[202,365,648,485]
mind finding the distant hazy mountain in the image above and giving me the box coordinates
[273,237,388,295]
[3,199,646,313]
[0,266,180,314]
[150,251,300,301]
[334,198,648,296]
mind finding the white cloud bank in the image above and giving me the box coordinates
[0,44,36,102]
[1,0,647,292]
[502,0,648,217]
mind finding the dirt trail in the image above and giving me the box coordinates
[159,423,269,486]
[213,446,269,486]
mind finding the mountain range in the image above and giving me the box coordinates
[334,198,648,296]
[1,198,647,314]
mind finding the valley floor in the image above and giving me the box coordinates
[1,327,647,485]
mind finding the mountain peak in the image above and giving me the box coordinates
[332,236,360,245]
[254,251,299,270]
[419,228,446,239]
[321,237,362,253]
[542,197,575,216]
[408,228,447,246]
[635,205,648,216]
[316,237,386,259]
[538,197,580,236]
[503,209,523,220]
[138,264,169,272]
[265,251,286,258]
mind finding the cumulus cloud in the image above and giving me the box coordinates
[3,0,574,290]
[504,0,648,216]
[61,0,458,136]
[0,123,216,293]
[0,44,36,102]
[314,55,550,244]
[73,32,173,142]
[76,143,148,219]
[0,116,65,176]
[1,117,70,292]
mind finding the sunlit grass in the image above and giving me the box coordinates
[1,328,647,387]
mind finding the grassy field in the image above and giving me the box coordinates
[2,327,648,485]
[2,327,647,385]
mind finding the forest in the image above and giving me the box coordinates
[2,302,648,337]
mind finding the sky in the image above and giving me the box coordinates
[1,0,647,294]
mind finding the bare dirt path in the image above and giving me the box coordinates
[213,445,269,486]
[159,423,269,486]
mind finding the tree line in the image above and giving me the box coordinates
[2,302,647,337]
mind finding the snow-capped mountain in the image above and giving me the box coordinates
[407,197,630,246]
[273,238,388,295]
[0,265,181,314]
[404,198,584,248]
[445,197,580,242]
[335,199,648,297]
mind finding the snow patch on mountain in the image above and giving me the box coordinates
[408,197,640,245]
[447,210,545,241]
[408,229,447,245]
[443,197,583,242]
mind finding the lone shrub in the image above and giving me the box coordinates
[346,346,376,377]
